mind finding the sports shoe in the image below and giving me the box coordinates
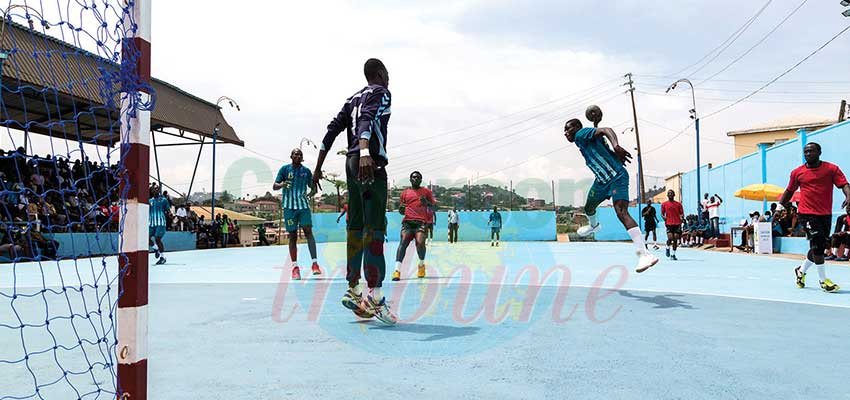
[670,254,678,261]
[820,279,840,293]
[311,262,322,275]
[341,286,363,311]
[363,295,398,325]
[652,244,660,251]
[496,242,500,247]
[155,257,166,265]
[825,254,837,261]
[417,264,426,279]
[837,257,849,262]
[794,266,806,289]
[577,223,602,237]
[291,266,301,281]
[491,242,495,247]
[391,270,401,281]
[665,248,670,258]
[635,252,659,273]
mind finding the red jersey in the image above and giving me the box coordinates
[400,187,435,223]
[786,161,848,216]
[661,200,684,226]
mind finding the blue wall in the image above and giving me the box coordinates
[23,232,197,260]
[594,204,668,243]
[311,210,556,242]
[681,120,850,234]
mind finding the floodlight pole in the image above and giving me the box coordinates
[666,78,701,225]
[211,96,240,222]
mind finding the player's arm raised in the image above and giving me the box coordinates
[594,127,632,164]
[314,103,350,190]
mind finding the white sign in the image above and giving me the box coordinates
[754,222,773,254]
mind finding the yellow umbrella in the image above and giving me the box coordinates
[733,183,785,201]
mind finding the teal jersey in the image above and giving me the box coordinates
[149,196,170,228]
[489,212,502,228]
[276,164,313,210]
[574,127,627,185]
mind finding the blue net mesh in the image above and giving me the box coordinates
[0,1,142,398]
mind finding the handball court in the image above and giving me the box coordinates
[3,241,850,399]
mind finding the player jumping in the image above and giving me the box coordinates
[392,171,434,281]
[274,148,322,280]
[780,142,850,293]
[312,58,397,324]
[563,116,659,273]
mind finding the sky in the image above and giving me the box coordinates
[5,0,850,206]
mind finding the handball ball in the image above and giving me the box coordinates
[585,105,603,123]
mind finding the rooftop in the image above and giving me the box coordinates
[727,116,836,136]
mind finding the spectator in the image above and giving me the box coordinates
[705,194,723,238]
[176,204,188,231]
[825,209,850,261]
[257,224,270,246]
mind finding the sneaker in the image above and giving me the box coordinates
[665,248,670,258]
[155,257,166,265]
[417,264,426,279]
[341,286,363,311]
[496,242,500,247]
[794,266,806,289]
[820,279,840,293]
[311,262,322,275]
[837,257,849,262]
[670,254,678,261]
[491,242,495,247]
[825,254,837,261]
[652,245,660,251]
[363,295,398,325]
[291,266,301,281]
[577,223,601,237]
[636,252,659,273]
[391,270,401,281]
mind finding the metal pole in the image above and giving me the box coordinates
[551,180,556,211]
[185,136,206,201]
[509,180,513,211]
[625,73,647,205]
[150,129,161,187]
[695,117,701,225]
[211,125,218,221]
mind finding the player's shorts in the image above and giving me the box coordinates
[148,225,165,239]
[448,223,458,230]
[491,227,501,234]
[401,220,428,237]
[666,225,682,234]
[284,208,312,232]
[798,214,831,248]
[587,173,629,205]
[831,232,850,245]
[644,220,657,231]
[345,155,388,232]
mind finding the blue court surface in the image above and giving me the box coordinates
[3,241,850,399]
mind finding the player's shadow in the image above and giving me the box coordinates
[366,322,481,342]
[618,290,696,310]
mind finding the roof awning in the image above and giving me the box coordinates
[1,20,243,147]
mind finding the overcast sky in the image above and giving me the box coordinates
[7,0,850,205]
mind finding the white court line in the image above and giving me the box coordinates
[159,279,850,310]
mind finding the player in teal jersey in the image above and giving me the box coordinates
[274,148,321,280]
[149,184,171,265]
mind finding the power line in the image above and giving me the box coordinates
[702,24,850,120]
[636,75,850,84]
[636,90,837,104]
[697,0,809,86]
[666,0,774,77]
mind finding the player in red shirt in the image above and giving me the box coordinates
[392,171,435,281]
[661,190,685,261]
[780,142,850,293]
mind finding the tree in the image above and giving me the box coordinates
[220,190,234,204]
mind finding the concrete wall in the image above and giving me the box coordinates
[681,119,850,236]
[594,204,668,243]
[310,210,557,243]
[20,232,197,260]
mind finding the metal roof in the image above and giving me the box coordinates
[1,20,243,146]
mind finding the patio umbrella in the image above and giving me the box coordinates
[733,183,785,201]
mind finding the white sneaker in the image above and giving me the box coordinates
[577,223,602,237]
[635,252,659,273]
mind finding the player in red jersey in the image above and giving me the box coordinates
[392,171,435,281]
[780,142,850,293]
[661,190,685,261]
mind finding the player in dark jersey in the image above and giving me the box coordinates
[824,210,850,261]
[642,200,660,250]
[392,171,435,281]
[312,58,396,324]
[563,117,658,272]
[780,142,850,293]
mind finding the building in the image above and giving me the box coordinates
[231,200,255,213]
[654,173,683,203]
[726,116,835,158]
[253,200,279,213]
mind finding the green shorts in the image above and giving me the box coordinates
[345,156,388,232]
[148,225,165,239]
[284,208,312,232]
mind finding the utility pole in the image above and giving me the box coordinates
[624,73,647,205]
[839,99,847,122]
[509,180,513,211]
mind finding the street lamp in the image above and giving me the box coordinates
[2,5,50,154]
[666,78,702,224]
[300,137,317,151]
[211,96,240,221]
